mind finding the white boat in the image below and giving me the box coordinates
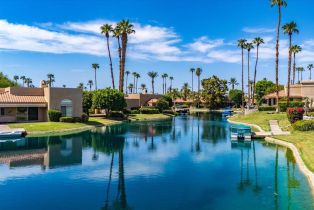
[0,129,25,139]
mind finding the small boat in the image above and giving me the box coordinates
[0,130,25,139]
[230,125,252,141]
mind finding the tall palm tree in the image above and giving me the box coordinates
[113,25,122,87]
[148,71,158,94]
[169,76,174,91]
[125,70,130,94]
[47,73,55,87]
[62,84,66,88]
[228,78,239,90]
[283,21,299,105]
[92,63,99,90]
[132,72,137,93]
[296,67,304,83]
[100,24,115,89]
[271,0,287,112]
[195,68,202,94]
[164,73,168,94]
[237,39,247,112]
[20,76,26,87]
[245,42,254,107]
[291,45,302,84]
[25,78,32,87]
[13,75,19,85]
[128,83,134,93]
[252,37,264,105]
[181,83,190,101]
[135,73,140,93]
[140,83,146,93]
[87,80,93,91]
[307,64,314,80]
[161,74,166,94]
[117,20,135,92]
[77,82,84,89]
[190,68,195,92]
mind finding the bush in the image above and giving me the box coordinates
[163,109,175,115]
[60,117,75,123]
[81,113,89,123]
[279,101,305,112]
[130,110,140,114]
[293,120,314,131]
[139,107,160,114]
[287,107,304,123]
[48,109,62,122]
[110,111,126,119]
[73,117,82,123]
[156,98,169,112]
[258,106,276,111]
[92,88,126,113]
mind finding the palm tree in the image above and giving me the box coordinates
[132,72,137,93]
[87,80,93,91]
[181,83,191,101]
[307,64,314,80]
[113,25,122,86]
[291,45,302,84]
[128,83,134,93]
[13,75,19,85]
[25,78,32,87]
[20,76,26,87]
[140,83,146,93]
[47,73,55,87]
[244,42,254,107]
[271,0,287,112]
[78,82,84,89]
[228,78,239,90]
[148,71,158,94]
[92,63,99,90]
[164,73,168,94]
[252,37,264,105]
[237,39,247,111]
[117,20,135,92]
[296,67,304,83]
[62,84,66,88]
[100,24,115,89]
[135,73,140,93]
[169,76,174,91]
[195,68,202,94]
[161,74,166,94]
[125,70,130,94]
[283,21,299,105]
[190,68,195,92]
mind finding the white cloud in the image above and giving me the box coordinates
[187,36,224,53]
[243,27,276,34]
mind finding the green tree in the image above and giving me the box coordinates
[237,39,247,111]
[169,76,174,91]
[181,83,191,101]
[252,37,264,104]
[228,78,239,90]
[87,80,93,91]
[92,63,99,90]
[20,75,26,87]
[255,79,277,104]
[25,78,32,87]
[148,71,158,94]
[125,70,130,94]
[283,21,299,105]
[132,72,137,93]
[83,91,93,114]
[244,42,254,106]
[201,75,228,109]
[0,72,15,87]
[296,67,305,83]
[128,83,134,93]
[135,73,140,93]
[229,89,243,108]
[190,68,195,92]
[271,0,287,112]
[13,75,19,85]
[92,88,126,116]
[140,83,146,92]
[77,82,84,89]
[307,64,314,80]
[101,24,115,89]
[156,98,169,112]
[291,45,302,84]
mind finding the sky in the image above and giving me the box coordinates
[1,0,314,93]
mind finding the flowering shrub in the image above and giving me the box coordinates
[287,107,304,123]
[293,120,314,131]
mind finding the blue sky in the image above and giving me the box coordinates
[1,0,314,93]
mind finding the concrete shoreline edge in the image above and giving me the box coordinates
[227,118,314,194]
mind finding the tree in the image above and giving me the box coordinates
[128,83,134,93]
[190,68,195,92]
[156,98,169,112]
[169,76,174,91]
[252,37,264,105]
[140,83,146,92]
[255,79,278,104]
[181,83,191,101]
[201,75,228,109]
[271,0,287,112]
[100,24,115,89]
[83,91,93,114]
[92,63,99,90]
[20,75,26,87]
[164,73,168,94]
[307,64,314,80]
[283,21,299,105]
[25,78,32,87]
[47,73,55,87]
[125,70,130,94]
[229,89,243,108]
[77,82,84,89]
[135,73,140,93]
[92,88,126,116]
[13,75,19,85]
[291,45,302,84]
[87,80,93,91]
[237,39,247,111]
[132,72,137,93]
[148,71,158,94]
[117,20,135,92]
[228,78,239,90]
[296,67,304,83]
[244,42,254,107]
[0,72,15,88]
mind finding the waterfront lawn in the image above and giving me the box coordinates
[128,114,173,121]
[230,111,290,131]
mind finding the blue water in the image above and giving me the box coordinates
[0,113,313,210]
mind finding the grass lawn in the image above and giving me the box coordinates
[230,111,314,172]
[128,114,173,121]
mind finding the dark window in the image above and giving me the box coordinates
[28,107,38,121]
[0,108,4,116]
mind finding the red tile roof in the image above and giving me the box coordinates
[0,92,47,104]
[263,90,302,99]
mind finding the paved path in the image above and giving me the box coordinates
[269,120,290,135]
[0,125,10,131]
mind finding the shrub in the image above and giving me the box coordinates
[60,117,75,123]
[48,109,62,122]
[81,113,89,123]
[279,101,305,112]
[73,117,82,123]
[130,110,140,114]
[163,110,176,115]
[156,98,169,112]
[92,88,126,114]
[287,107,304,123]
[110,111,126,119]
[258,106,276,111]
[293,120,314,131]
[306,112,314,117]
[139,107,160,114]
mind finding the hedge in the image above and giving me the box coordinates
[287,107,304,123]
[60,117,75,123]
[279,101,305,112]
[258,106,276,111]
[293,120,314,131]
[48,110,62,122]
[139,107,160,114]
[81,113,89,123]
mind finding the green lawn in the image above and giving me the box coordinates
[230,111,314,172]
[128,114,173,121]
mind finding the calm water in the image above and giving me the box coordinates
[0,113,313,210]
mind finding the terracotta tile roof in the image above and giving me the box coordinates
[263,90,302,99]
[0,92,47,104]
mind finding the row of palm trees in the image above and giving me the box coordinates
[13,75,33,87]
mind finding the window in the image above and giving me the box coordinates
[0,108,4,116]
[60,99,73,117]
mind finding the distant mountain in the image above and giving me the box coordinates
[0,72,15,88]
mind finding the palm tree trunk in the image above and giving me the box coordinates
[117,37,122,91]
[162,78,164,94]
[232,84,234,90]
[241,48,244,112]
[247,50,251,108]
[125,74,128,94]
[275,5,281,112]
[119,34,128,92]
[152,79,155,94]
[310,70,312,80]
[106,36,115,89]
[192,73,194,92]
[133,76,136,94]
[287,35,292,106]
[298,71,300,83]
[292,53,296,84]
[253,45,259,105]
[165,79,167,93]
[94,69,97,90]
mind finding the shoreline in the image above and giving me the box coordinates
[227,118,314,194]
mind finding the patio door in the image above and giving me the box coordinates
[28,107,38,121]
